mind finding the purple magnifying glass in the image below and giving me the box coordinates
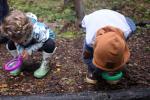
[4,55,23,71]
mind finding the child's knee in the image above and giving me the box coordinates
[42,38,55,53]
[7,40,16,50]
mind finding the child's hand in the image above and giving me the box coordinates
[22,50,29,60]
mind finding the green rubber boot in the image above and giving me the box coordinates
[34,61,50,78]
[10,68,21,76]
[34,52,53,78]
[34,48,57,78]
[7,49,21,76]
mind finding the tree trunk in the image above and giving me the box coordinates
[73,0,85,21]
[63,0,85,29]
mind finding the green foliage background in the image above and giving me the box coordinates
[9,0,75,22]
[8,0,150,38]
[9,0,150,23]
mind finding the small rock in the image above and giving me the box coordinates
[128,63,134,67]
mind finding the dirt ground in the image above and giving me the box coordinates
[0,0,150,96]
[0,26,149,95]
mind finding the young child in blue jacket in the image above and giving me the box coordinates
[2,10,56,78]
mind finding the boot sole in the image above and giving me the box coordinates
[85,75,97,84]
[34,69,50,79]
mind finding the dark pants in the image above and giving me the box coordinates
[7,38,56,53]
[125,17,136,40]
[0,0,9,22]
[82,40,102,75]
[0,0,9,44]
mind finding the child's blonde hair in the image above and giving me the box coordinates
[2,10,32,41]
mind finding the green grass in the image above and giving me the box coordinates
[8,0,150,38]
[58,31,77,38]
[83,0,150,21]
[9,0,75,23]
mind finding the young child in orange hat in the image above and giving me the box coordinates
[81,9,136,84]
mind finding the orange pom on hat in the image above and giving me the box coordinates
[92,26,130,72]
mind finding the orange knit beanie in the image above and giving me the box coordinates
[93,26,130,71]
